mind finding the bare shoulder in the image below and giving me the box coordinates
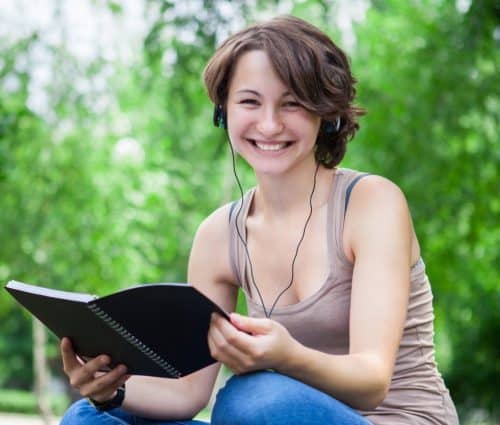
[193,202,234,246]
[347,174,410,218]
[344,175,413,261]
[188,203,238,311]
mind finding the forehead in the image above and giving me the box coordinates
[228,50,289,95]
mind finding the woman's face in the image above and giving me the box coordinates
[226,50,321,177]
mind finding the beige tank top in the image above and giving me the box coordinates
[229,168,459,425]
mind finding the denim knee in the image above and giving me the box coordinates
[60,398,208,425]
[60,398,133,425]
[211,371,370,425]
[60,399,97,425]
[211,373,276,425]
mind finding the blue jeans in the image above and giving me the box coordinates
[60,371,371,424]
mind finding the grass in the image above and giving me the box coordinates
[0,388,210,421]
[0,388,69,415]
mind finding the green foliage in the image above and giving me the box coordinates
[0,0,234,389]
[0,389,68,415]
[0,0,498,419]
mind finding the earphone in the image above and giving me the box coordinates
[324,117,341,134]
[213,105,227,129]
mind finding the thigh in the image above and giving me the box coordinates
[211,371,372,425]
[60,399,135,425]
[60,398,209,425]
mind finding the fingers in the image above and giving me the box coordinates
[209,316,245,360]
[71,355,113,386]
[230,313,272,335]
[60,337,129,401]
[60,337,81,376]
[210,314,254,351]
[61,338,109,382]
[209,314,261,373]
[78,364,129,402]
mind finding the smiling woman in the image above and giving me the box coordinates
[58,15,459,425]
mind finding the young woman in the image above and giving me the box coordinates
[60,15,459,424]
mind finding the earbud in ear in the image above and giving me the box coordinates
[324,117,341,134]
[213,105,227,129]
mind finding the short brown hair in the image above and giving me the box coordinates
[203,15,365,168]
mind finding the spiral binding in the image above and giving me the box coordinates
[87,303,181,378]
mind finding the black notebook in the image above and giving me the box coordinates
[5,280,229,378]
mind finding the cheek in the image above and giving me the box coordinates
[301,118,321,141]
[227,108,247,129]
[227,110,249,143]
[227,130,240,153]
[300,113,321,134]
[226,125,243,154]
[286,120,320,143]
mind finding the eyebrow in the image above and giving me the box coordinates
[235,89,293,97]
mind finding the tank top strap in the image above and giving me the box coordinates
[228,188,256,293]
[327,168,371,273]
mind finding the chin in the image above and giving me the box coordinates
[250,161,303,177]
[234,141,315,177]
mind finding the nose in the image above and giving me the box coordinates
[256,108,284,137]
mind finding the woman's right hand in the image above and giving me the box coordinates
[60,337,130,403]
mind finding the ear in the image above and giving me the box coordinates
[323,117,341,134]
[213,105,227,129]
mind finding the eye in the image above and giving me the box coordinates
[239,99,259,105]
[283,99,302,108]
[283,100,301,108]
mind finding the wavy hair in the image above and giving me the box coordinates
[203,15,365,168]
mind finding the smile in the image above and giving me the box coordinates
[249,139,291,152]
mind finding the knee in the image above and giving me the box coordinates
[60,399,96,425]
[211,372,267,425]
[211,371,371,425]
[211,371,308,425]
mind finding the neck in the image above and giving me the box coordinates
[253,159,335,219]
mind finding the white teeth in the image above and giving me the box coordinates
[255,142,287,151]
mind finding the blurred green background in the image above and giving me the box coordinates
[0,0,498,423]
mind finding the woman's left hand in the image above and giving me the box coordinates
[208,313,297,374]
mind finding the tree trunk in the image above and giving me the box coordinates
[33,318,52,425]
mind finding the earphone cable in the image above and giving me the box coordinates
[226,137,319,318]
[228,141,270,317]
[267,162,319,317]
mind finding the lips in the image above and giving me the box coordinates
[255,142,287,151]
[248,139,292,152]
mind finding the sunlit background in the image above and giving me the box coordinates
[0,0,498,423]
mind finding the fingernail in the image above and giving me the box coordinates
[230,313,240,323]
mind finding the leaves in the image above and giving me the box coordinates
[0,0,498,418]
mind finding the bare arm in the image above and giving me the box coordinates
[61,204,238,419]
[209,176,413,410]
[60,338,217,419]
